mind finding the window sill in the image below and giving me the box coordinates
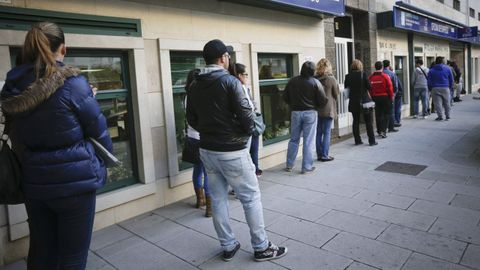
[96,183,156,212]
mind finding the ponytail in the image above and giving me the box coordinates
[22,22,65,79]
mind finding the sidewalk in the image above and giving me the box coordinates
[3,96,480,270]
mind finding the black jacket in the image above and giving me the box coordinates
[283,76,328,111]
[345,71,371,113]
[186,66,254,151]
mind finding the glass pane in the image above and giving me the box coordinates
[170,51,205,170]
[98,96,135,185]
[258,54,293,145]
[63,56,124,91]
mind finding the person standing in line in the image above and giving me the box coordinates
[428,56,454,121]
[185,69,211,217]
[344,59,377,146]
[369,61,394,139]
[186,39,287,262]
[315,58,339,162]
[382,60,400,131]
[450,61,463,102]
[283,61,328,173]
[231,63,263,176]
[411,59,430,119]
[0,22,112,270]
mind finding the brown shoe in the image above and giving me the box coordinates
[205,196,212,217]
[195,188,205,208]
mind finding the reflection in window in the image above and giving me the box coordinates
[170,51,205,170]
[64,52,137,193]
[258,54,293,145]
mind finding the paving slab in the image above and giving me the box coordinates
[429,218,480,245]
[402,253,472,270]
[449,194,480,211]
[361,204,436,231]
[261,195,330,222]
[90,225,134,251]
[153,199,200,220]
[119,213,182,243]
[460,244,480,269]
[175,210,217,238]
[316,210,389,239]
[353,190,415,209]
[96,236,196,270]
[272,239,352,270]
[345,262,380,270]
[0,260,26,270]
[86,251,115,270]
[198,249,287,270]
[377,224,467,263]
[390,186,456,204]
[323,232,411,270]
[310,194,374,215]
[408,199,480,225]
[417,170,469,185]
[261,184,325,204]
[155,228,221,266]
[266,215,339,248]
[429,181,480,199]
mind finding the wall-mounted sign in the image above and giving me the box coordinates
[458,26,478,39]
[393,7,457,40]
[269,0,345,16]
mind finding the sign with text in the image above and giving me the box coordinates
[393,7,457,40]
[458,26,478,38]
[269,0,345,16]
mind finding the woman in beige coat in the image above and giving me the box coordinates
[315,59,340,161]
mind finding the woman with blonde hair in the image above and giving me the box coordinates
[315,58,339,161]
[1,22,112,269]
[344,59,377,146]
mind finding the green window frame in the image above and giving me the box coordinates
[258,54,293,145]
[170,51,205,171]
[9,48,138,193]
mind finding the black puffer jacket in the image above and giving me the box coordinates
[283,76,328,111]
[186,65,254,151]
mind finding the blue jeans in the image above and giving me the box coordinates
[200,148,268,252]
[25,191,96,270]
[193,162,209,197]
[250,135,260,171]
[316,117,333,159]
[394,96,402,124]
[413,87,429,116]
[286,110,317,171]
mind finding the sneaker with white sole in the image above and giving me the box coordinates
[223,242,241,261]
[254,242,287,262]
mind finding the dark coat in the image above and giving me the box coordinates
[1,63,112,199]
[186,65,254,152]
[345,71,371,113]
[283,76,328,111]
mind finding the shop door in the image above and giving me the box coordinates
[395,56,408,105]
[335,37,354,135]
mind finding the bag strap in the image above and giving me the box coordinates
[419,67,428,79]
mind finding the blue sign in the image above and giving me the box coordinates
[269,0,345,16]
[458,26,478,38]
[393,7,457,39]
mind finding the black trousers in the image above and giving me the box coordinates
[351,110,376,144]
[372,96,391,134]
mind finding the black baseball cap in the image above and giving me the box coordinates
[203,39,233,63]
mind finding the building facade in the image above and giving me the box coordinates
[0,0,478,265]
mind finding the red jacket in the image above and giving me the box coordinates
[369,71,394,101]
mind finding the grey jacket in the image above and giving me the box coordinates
[316,74,339,119]
[412,66,429,89]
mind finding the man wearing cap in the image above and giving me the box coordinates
[187,39,287,262]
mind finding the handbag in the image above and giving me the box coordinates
[181,136,200,164]
[0,121,24,205]
[253,112,266,136]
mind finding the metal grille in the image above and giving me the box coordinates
[375,161,427,176]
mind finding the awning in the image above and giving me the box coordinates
[220,0,345,18]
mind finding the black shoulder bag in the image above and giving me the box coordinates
[0,116,24,204]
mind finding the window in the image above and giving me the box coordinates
[470,8,475,17]
[258,54,293,145]
[169,51,205,170]
[475,57,479,84]
[436,0,444,3]
[453,0,460,11]
[63,51,137,193]
[478,12,480,20]
[10,49,137,193]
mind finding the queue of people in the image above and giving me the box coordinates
[0,20,467,268]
